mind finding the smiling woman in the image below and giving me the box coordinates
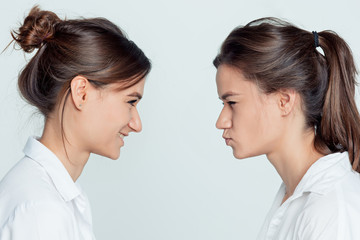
[0,6,151,240]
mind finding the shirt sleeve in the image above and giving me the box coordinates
[0,201,77,240]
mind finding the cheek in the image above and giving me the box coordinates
[101,104,130,132]
[83,104,112,139]
[83,101,125,137]
[230,108,262,159]
[254,105,282,150]
[232,103,278,150]
[232,105,260,138]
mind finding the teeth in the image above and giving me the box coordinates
[118,133,125,139]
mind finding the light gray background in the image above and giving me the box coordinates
[1,0,359,239]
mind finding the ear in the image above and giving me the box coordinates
[277,89,297,116]
[70,76,89,110]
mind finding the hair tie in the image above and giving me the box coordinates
[312,31,319,48]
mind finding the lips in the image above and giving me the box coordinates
[118,132,127,139]
[225,138,231,145]
[222,134,232,146]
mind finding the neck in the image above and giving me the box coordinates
[39,118,90,182]
[267,127,324,199]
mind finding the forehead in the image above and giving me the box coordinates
[123,78,145,94]
[216,65,254,93]
[106,78,145,95]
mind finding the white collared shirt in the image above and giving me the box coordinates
[257,152,360,240]
[0,137,95,240]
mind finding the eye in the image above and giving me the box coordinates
[127,99,138,106]
[221,101,236,107]
[221,101,236,106]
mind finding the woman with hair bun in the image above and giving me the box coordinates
[0,6,151,239]
[214,18,360,239]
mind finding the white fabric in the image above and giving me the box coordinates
[0,137,95,240]
[257,152,360,240]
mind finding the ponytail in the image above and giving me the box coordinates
[317,31,360,171]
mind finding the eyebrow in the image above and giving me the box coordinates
[220,92,240,100]
[127,92,143,100]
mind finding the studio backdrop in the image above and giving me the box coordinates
[1,0,359,239]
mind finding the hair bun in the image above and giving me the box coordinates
[12,6,61,53]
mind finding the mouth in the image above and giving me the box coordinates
[223,136,232,146]
[118,132,127,139]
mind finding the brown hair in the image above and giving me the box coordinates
[213,18,360,172]
[11,6,151,118]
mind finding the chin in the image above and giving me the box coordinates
[94,149,120,160]
[108,151,120,160]
[232,149,255,160]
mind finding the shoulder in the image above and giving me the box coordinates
[0,157,64,225]
[0,156,58,197]
[0,200,77,239]
[0,156,48,189]
[294,180,360,239]
[295,191,339,230]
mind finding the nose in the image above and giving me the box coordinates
[216,106,232,129]
[128,107,142,132]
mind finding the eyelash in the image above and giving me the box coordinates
[222,101,236,106]
[128,99,138,106]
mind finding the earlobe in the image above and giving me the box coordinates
[70,76,89,110]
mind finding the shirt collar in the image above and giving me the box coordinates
[293,151,352,196]
[23,136,81,202]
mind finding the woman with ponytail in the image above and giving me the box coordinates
[0,6,151,239]
[214,18,360,239]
